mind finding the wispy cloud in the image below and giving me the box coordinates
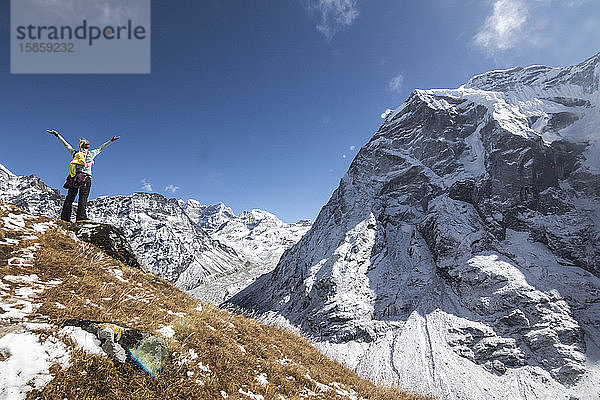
[308,0,359,42]
[140,179,152,192]
[474,0,528,53]
[97,2,140,24]
[387,74,404,94]
[474,0,598,59]
[165,184,180,193]
[28,0,146,24]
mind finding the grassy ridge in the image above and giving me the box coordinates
[0,201,429,400]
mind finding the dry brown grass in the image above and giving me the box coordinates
[0,202,431,400]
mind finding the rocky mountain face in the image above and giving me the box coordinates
[85,194,247,291]
[0,166,63,218]
[180,200,311,303]
[180,200,236,232]
[230,54,600,399]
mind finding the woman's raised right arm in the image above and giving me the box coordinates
[46,129,76,157]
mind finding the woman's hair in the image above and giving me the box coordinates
[79,139,90,150]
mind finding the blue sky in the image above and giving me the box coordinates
[1,0,599,222]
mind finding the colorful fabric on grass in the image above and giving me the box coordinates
[128,336,168,379]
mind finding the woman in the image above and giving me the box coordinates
[46,129,120,222]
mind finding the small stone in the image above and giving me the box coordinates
[492,360,506,374]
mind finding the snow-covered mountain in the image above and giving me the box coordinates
[0,165,310,303]
[0,200,413,400]
[180,199,311,303]
[0,166,63,218]
[181,199,311,267]
[180,200,236,231]
[86,194,247,291]
[0,168,246,292]
[230,54,600,399]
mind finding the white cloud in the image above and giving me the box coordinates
[388,74,404,93]
[474,0,528,52]
[309,0,359,42]
[381,109,394,119]
[342,154,347,158]
[349,145,355,151]
[165,184,180,193]
[140,179,152,192]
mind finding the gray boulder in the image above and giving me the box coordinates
[68,222,145,271]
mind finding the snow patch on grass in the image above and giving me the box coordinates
[198,361,211,373]
[156,325,175,338]
[255,372,268,387]
[0,237,19,245]
[3,274,40,284]
[112,269,128,283]
[0,331,70,400]
[31,221,55,234]
[0,299,37,320]
[166,309,186,318]
[2,213,26,230]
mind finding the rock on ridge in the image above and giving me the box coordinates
[68,222,145,271]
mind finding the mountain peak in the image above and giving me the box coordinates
[0,162,16,178]
[464,52,600,94]
[181,200,235,228]
[238,208,280,225]
[579,50,600,67]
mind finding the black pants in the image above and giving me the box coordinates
[60,175,92,222]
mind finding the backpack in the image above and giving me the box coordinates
[69,150,93,177]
